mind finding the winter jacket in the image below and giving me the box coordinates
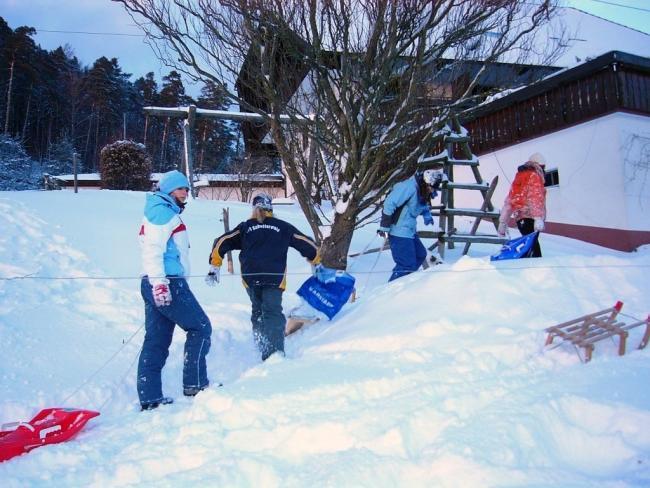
[499,161,546,226]
[139,192,190,286]
[209,214,319,289]
[379,176,431,238]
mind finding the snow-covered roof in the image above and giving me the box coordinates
[52,173,101,181]
[186,173,284,183]
[542,7,650,68]
[465,50,650,119]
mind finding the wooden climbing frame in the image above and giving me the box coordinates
[417,113,505,258]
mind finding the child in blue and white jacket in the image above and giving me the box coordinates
[378,170,443,281]
[137,170,212,410]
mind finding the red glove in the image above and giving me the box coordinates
[153,283,172,307]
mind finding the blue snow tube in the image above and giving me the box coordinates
[490,232,539,261]
[297,266,356,320]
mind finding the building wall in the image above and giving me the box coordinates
[196,185,287,202]
[459,112,650,250]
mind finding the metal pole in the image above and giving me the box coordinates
[222,208,234,274]
[73,152,78,194]
[183,105,197,197]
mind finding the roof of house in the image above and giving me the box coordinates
[549,7,650,67]
[462,50,650,121]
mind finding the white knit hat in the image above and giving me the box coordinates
[528,152,546,166]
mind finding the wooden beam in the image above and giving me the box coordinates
[183,105,197,196]
[222,208,234,273]
[143,106,306,124]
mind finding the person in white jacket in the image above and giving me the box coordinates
[137,170,212,410]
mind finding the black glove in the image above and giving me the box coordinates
[377,230,387,238]
[379,213,393,229]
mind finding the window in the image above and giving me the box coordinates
[544,169,559,187]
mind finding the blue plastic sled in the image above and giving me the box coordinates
[490,232,539,261]
[296,267,356,320]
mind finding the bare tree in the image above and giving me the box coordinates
[231,154,275,203]
[114,0,562,268]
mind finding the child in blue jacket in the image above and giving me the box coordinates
[378,170,442,281]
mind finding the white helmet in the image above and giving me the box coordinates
[252,193,273,211]
[528,152,547,166]
[422,169,446,186]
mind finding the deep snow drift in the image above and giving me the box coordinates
[1,190,649,487]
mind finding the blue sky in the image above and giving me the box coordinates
[566,0,650,33]
[1,0,649,97]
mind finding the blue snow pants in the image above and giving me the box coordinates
[388,235,427,282]
[138,277,212,405]
[246,286,285,361]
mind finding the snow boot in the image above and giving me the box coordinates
[140,397,174,411]
[184,383,223,396]
[183,385,208,397]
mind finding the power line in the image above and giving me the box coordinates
[2,263,650,281]
[36,29,144,38]
[586,0,650,13]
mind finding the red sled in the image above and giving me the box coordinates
[0,408,100,462]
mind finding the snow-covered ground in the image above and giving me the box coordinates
[1,190,649,487]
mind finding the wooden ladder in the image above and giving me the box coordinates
[417,114,506,258]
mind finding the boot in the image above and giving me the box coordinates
[140,397,174,411]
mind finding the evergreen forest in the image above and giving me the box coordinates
[0,17,237,189]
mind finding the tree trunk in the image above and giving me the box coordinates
[320,201,358,270]
[46,116,53,159]
[143,115,149,146]
[160,117,170,170]
[198,125,207,172]
[4,57,15,135]
[21,86,32,142]
[85,106,94,170]
[94,109,101,171]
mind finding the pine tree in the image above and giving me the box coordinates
[157,71,193,172]
[134,72,160,158]
[196,81,235,173]
[82,57,133,170]
[43,135,76,175]
[2,25,38,137]
[0,134,39,190]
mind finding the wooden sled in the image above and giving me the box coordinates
[285,288,356,336]
[285,316,320,336]
[544,301,650,362]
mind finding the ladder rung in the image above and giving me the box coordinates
[446,158,478,166]
[441,234,507,244]
[418,230,444,239]
[446,182,489,190]
[444,135,470,143]
[433,208,500,218]
[419,154,448,166]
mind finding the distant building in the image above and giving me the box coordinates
[51,172,288,203]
